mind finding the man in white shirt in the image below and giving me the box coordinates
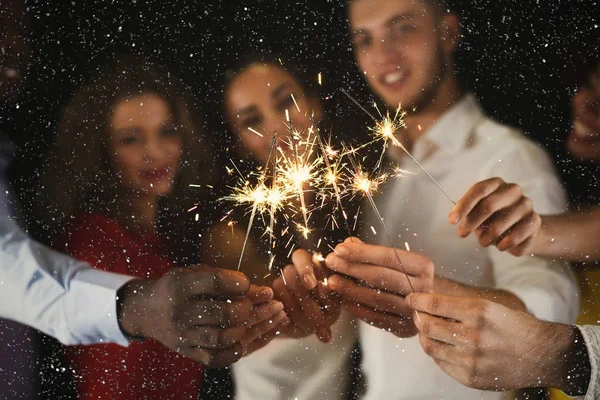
[319,0,579,398]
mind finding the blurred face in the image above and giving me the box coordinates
[349,0,455,111]
[0,0,32,106]
[107,93,182,197]
[225,64,321,164]
[568,65,600,164]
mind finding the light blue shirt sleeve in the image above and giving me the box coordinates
[0,216,133,346]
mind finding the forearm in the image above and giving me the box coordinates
[434,276,526,311]
[0,217,133,345]
[533,207,600,261]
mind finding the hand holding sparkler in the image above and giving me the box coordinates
[450,177,541,257]
[120,267,287,367]
[325,238,434,338]
[272,249,342,343]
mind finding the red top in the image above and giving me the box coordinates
[63,212,203,400]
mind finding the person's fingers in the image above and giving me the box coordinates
[413,311,465,346]
[343,236,363,244]
[326,255,432,295]
[292,249,318,290]
[419,334,462,366]
[311,252,327,281]
[247,285,274,305]
[506,235,536,257]
[284,265,332,342]
[314,281,342,312]
[184,266,251,297]
[344,301,418,337]
[183,325,248,349]
[241,310,288,345]
[457,183,523,238]
[328,274,413,316]
[449,178,504,225]
[497,214,541,253]
[272,275,324,339]
[477,197,535,247]
[184,298,253,326]
[242,323,284,357]
[406,293,475,321]
[326,241,433,276]
[272,275,304,322]
[247,300,284,327]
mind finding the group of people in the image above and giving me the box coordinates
[1,0,599,399]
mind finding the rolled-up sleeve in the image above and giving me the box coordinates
[0,216,133,346]
[483,139,579,324]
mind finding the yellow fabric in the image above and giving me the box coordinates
[549,268,600,400]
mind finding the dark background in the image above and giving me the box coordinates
[1,1,598,398]
[5,0,600,210]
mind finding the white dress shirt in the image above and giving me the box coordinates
[232,311,357,400]
[358,94,579,400]
[0,216,133,346]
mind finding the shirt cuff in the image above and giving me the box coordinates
[499,285,574,324]
[572,325,600,400]
[65,268,135,347]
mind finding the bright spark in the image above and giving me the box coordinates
[248,127,264,137]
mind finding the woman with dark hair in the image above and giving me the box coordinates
[39,55,217,399]
[202,55,357,400]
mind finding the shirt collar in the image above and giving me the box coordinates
[415,93,484,158]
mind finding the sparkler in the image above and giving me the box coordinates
[317,134,353,238]
[267,135,280,271]
[340,88,455,205]
[346,147,420,319]
[281,112,320,238]
[222,136,289,270]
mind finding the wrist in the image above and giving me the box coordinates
[531,216,550,256]
[117,279,151,340]
[546,324,591,395]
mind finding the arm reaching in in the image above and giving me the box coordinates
[0,217,286,366]
[533,206,600,262]
[407,292,591,395]
[451,180,600,261]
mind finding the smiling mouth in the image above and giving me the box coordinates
[141,167,172,181]
[380,69,407,88]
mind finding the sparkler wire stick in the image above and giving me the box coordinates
[267,134,279,270]
[237,200,259,271]
[317,134,353,239]
[236,136,279,271]
[340,88,456,205]
[287,113,310,236]
[346,147,420,320]
[308,110,354,240]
